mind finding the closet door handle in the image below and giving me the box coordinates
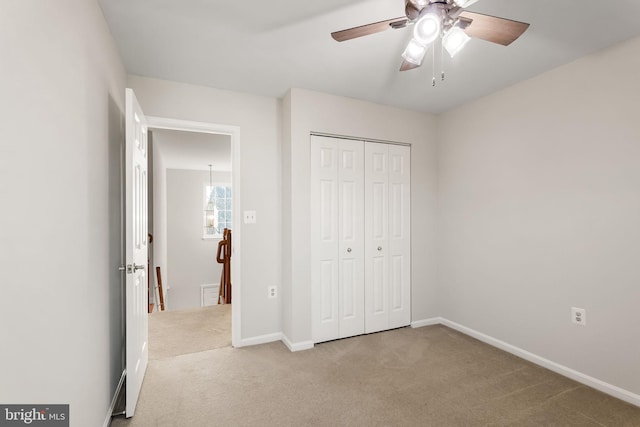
[377,246,382,252]
[347,248,352,253]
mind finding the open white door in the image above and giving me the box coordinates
[125,88,149,418]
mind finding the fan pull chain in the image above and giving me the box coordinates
[441,37,445,81]
[432,45,436,87]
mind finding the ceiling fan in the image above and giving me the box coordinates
[331,0,530,73]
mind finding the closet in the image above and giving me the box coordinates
[310,135,411,343]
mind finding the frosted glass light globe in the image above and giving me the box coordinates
[413,13,440,45]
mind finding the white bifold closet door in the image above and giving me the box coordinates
[311,136,410,343]
[364,142,411,333]
[311,135,365,343]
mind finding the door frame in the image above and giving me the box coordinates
[146,116,242,347]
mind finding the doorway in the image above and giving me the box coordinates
[146,116,241,348]
[150,129,231,311]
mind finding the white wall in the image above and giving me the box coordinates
[437,36,640,396]
[166,169,230,310]
[282,89,439,345]
[0,1,127,426]
[128,76,282,339]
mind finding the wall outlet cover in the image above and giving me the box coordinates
[571,307,586,326]
[268,286,277,298]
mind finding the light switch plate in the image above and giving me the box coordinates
[243,210,257,224]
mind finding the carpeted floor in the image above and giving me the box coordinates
[148,304,231,360]
[111,312,640,427]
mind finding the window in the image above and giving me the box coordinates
[203,184,232,238]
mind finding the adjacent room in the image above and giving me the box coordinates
[146,128,233,359]
[1,1,639,426]
[150,129,232,311]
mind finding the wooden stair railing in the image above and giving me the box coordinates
[155,266,166,311]
[148,233,154,313]
[216,228,232,304]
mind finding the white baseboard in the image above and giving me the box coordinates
[439,318,640,408]
[411,317,443,328]
[281,334,314,352]
[234,331,314,352]
[236,332,283,348]
[103,370,126,427]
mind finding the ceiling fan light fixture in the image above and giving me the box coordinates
[452,0,481,8]
[443,26,471,57]
[413,12,441,45]
[402,38,428,65]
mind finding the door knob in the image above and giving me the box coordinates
[122,264,146,274]
[347,248,352,253]
[377,246,382,251]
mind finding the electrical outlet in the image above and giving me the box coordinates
[243,210,257,224]
[571,307,586,326]
[268,286,277,298]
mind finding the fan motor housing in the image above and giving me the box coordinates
[405,1,421,20]
[406,0,450,20]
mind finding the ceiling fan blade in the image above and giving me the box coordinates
[400,60,421,72]
[459,11,529,46]
[331,17,408,42]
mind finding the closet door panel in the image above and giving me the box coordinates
[319,260,337,322]
[365,142,390,334]
[388,144,411,328]
[338,140,365,338]
[372,255,386,313]
[313,137,411,342]
[311,136,340,342]
[390,255,404,311]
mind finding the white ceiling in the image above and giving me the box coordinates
[152,129,231,171]
[99,0,640,113]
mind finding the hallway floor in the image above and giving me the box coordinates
[147,304,232,360]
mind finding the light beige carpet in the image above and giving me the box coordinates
[112,323,640,426]
[148,304,231,360]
